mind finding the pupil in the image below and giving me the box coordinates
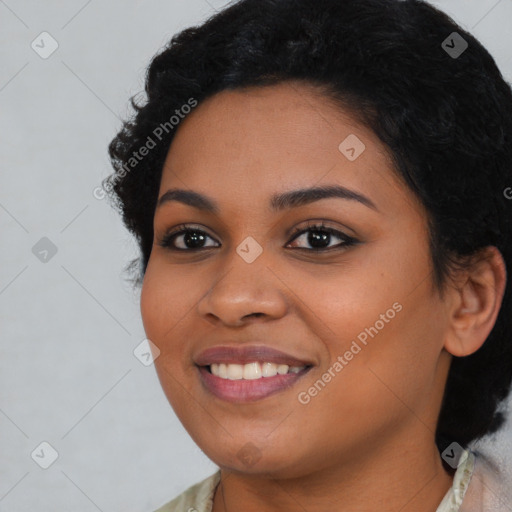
[185,230,206,248]
[181,229,331,249]
[309,230,329,248]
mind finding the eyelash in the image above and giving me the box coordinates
[158,221,358,253]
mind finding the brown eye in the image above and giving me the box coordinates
[287,223,357,252]
[158,222,358,253]
[159,225,220,251]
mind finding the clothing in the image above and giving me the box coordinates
[153,449,512,511]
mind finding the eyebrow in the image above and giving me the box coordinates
[156,184,378,213]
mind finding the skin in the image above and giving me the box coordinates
[140,81,506,512]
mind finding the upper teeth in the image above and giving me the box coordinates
[210,362,305,380]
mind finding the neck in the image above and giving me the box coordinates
[212,432,455,512]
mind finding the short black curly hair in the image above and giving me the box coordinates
[105,0,512,453]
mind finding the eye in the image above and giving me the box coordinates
[157,221,358,252]
[286,221,357,252]
[158,224,219,251]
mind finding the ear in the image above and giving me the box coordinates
[444,246,507,357]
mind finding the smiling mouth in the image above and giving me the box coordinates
[197,362,313,403]
[207,361,310,380]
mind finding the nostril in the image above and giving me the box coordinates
[245,312,264,319]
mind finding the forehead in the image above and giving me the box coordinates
[158,82,419,218]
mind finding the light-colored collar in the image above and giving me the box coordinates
[436,449,475,512]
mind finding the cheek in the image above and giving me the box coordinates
[140,259,204,345]
[293,308,441,452]
[335,298,444,421]
[139,262,201,412]
[273,260,404,363]
[292,275,443,431]
[140,270,168,346]
[140,264,197,394]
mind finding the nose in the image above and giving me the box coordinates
[196,249,288,327]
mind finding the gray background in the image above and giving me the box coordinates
[1,1,512,511]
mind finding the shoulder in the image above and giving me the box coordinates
[438,448,512,512]
[459,449,512,511]
[152,471,221,512]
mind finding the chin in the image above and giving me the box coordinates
[195,437,312,478]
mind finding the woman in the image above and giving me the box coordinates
[104,0,512,510]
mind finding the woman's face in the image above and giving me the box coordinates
[140,82,453,477]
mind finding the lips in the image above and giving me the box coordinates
[194,345,313,367]
[194,344,314,403]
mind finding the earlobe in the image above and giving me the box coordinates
[444,246,507,358]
